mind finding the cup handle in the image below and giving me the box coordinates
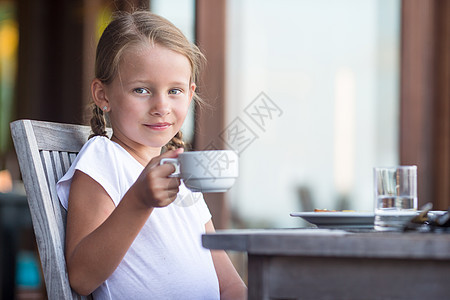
[160,158,180,178]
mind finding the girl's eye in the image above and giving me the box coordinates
[168,89,182,95]
[134,88,149,95]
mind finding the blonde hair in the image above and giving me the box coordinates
[89,10,205,150]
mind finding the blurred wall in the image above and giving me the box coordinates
[14,0,148,125]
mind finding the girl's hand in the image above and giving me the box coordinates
[133,148,184,208]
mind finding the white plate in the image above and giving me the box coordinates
[290,212,375,228]
[429,210,447,216]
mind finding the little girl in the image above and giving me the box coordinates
[56,11,247,299]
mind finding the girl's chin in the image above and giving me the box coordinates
[146,139,175,149]
[141,131,181,149]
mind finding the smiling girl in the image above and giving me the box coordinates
[56,11,247,299]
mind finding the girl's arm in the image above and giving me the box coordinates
[65,150,181,295]
[205,220,248,300]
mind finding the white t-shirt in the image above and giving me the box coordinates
[57,136,220,300]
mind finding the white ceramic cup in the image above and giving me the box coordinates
[160,150,239,193]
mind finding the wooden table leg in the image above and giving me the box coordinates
[248,255,450,300]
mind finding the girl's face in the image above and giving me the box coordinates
[102,43,195,155]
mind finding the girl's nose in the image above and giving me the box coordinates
[150,95,170,117]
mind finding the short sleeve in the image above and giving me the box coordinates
[56,136,130,210]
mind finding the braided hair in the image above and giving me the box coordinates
[164,131,186,151]
[88,104,109,139]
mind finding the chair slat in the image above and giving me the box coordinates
[51,150,70,230]
[41,150,66,246]
[69,153,77,165]
[60,152,72,175]
[52,151,65,181]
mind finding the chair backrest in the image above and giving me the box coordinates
[10,119,110,299]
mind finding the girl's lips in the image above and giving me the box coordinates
[146,123,172,130]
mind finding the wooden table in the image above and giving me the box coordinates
[202,228,450,299]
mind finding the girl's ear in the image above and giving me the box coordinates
[188,82,196,104]
[91,79,110,112]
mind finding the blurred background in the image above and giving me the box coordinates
[0,0,448,298]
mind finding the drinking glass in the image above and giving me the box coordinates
[373,166,418,231]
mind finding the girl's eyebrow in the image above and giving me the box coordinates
[127,79,189,86]
[169,81,190,86]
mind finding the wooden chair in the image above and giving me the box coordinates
[10,119,110,299]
